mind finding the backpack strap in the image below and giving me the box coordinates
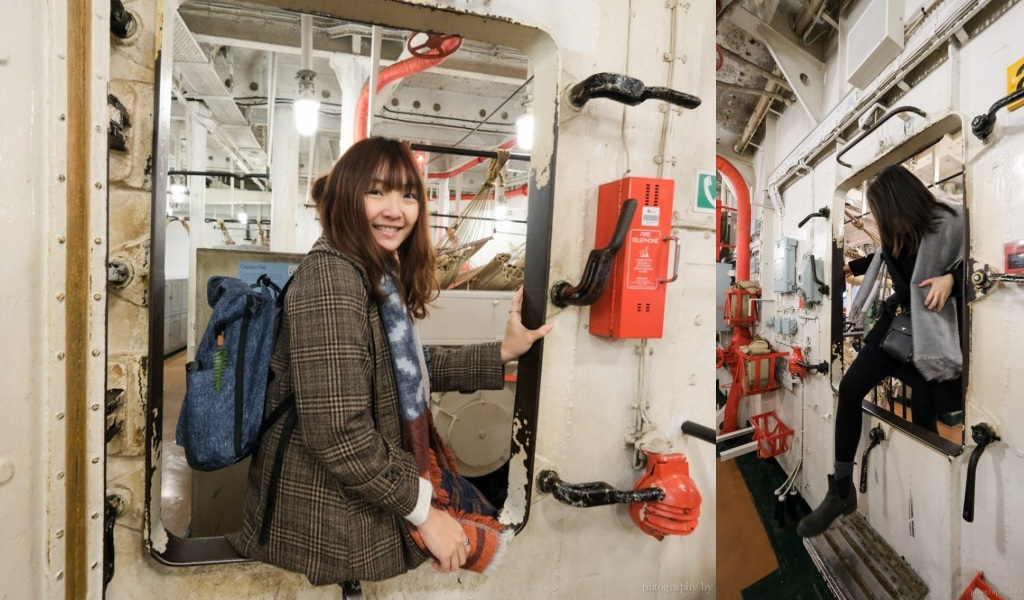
[258,393,296,546]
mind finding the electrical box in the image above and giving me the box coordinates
[589,177,676,339]
[773,238,798,294]
[797,256,825,305]
[779,317,798,335]
[846,0,904,90]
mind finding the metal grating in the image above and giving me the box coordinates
[803,512,928,600]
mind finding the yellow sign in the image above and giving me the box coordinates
[1008,57,1024,111]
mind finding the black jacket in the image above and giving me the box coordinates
[849,249,963,347]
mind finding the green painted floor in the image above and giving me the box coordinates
[732,452,833,600]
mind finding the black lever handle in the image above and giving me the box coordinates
[798,207,831,228]
[971,88,1024,143]
[550,199,637,307]
[568,73,701,110]
[809,253,829,297]
[537,469,665,507]
[963,423,1000,522]
[859,425,885,493]
[681,421,716,445]
[104,495,123,589]
[795,360,829,375]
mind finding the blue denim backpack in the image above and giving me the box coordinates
[176,274,292,471]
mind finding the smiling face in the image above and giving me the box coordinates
[364,177,420,253]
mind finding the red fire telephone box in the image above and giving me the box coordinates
[589,177,679,339]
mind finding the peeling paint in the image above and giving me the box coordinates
[499,417,529,527]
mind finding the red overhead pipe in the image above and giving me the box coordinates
[428,139,519,179]
[354,34,463,142]
[716,155,750,280]
[716,155,753,433]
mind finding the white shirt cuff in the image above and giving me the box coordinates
[403,477,433,527]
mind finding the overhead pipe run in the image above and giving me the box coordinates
[716,81,793,105]
[716,46,793,91]
[354,33,463,142]
[426,140,519,180]
[727,0,822,155]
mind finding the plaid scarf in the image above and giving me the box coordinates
[376,275,510,574]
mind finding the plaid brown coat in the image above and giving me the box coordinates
[227,238,504,585]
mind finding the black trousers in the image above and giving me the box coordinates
[835,342,962,464]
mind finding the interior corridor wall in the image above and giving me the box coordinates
[98,0,718,598]
[748,0,1024,594]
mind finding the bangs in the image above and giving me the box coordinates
[372,146,422,195]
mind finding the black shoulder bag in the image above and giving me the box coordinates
[878,257,913,364]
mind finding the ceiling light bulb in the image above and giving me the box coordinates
[516,113,534,151]
[168,182,189,196]
[294,95,320,136]
[494,203,508,221]
[237,208,248,225]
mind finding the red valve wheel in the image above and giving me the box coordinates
[406,32,463,59]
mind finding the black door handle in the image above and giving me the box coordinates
[963,423,999,522]
[568,73,701,110]
[103,495,123,589]
[859,425,885,493]
[550,199,637,307]
[537,469,665,507]
[971,88,1024,142]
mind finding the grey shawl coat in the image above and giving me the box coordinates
[227,238,505,585]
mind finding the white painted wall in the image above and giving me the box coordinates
[0,1,49,597]
[740,0,1024,595]
[0,0,715,598]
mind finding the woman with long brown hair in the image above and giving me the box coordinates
[798,164,964,537]
[229,137,551,584]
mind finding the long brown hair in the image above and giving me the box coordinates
[866,164,957,257]
[313,137,436,318]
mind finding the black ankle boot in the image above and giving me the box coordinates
[796,474,857,538]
